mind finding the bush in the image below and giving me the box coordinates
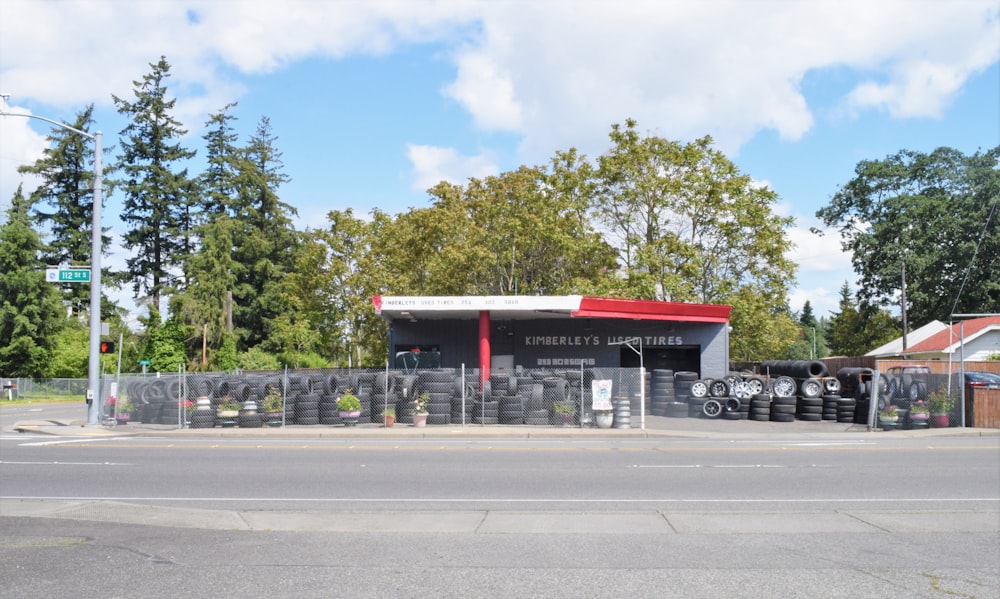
[238,347,281,371]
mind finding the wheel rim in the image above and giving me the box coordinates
[703,399,722,417]
[773,378,795,397]
[690,381,708,397]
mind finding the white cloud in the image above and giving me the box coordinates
[443,50,523,131]
[784,214,856,317]
[0,107,47,212]
[406,144,498,192]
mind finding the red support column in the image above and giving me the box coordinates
[479,310,490,388]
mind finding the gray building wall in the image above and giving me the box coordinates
[389,316,728,378]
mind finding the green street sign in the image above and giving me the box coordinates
[139,360,151,366]
[46,268,91,283]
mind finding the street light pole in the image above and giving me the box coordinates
[0,96,104,424]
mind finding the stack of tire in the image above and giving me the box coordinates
[837,367,874,424]
[722,375,751,420]
[419,371,453,425]
[128,377,188,425]
[648,369,677,416]
[671,371,699,417]
[485,374,520,425]
[542,376,574,425]
[521,381,548,425]
[769,375,797,422]
[188,397,215,428]
[749,393,771,421]
[451,376,476,425]
[687,377,731,418]
[795,377,824,422]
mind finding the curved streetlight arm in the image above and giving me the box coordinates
[0,103,104,425]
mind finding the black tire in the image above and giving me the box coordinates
[702,399,723,418]
[724,398,741,412]
[770,412,795,422]
[427,413,450,425]
[799,378,823,398]
[690,380,710,398]
[744,377,766,395]
[797,413,822,422]
[772,376,797,398]
[708,379,730,398]
[908,381,928,402]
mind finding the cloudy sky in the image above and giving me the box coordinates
[1,0,997,319]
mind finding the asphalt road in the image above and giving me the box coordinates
[1,422,998,598]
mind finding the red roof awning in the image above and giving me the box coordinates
[574,296,731,323]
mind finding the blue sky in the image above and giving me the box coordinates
[1,0,997,321]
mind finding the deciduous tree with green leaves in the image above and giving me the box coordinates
[592,119,797,359]
[816,146,999,325]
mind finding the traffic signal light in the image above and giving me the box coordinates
[100,341,116,354]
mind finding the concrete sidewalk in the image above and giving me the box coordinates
[9,415,999,439]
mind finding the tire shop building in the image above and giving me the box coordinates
[372,295,732,380]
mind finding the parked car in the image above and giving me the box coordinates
[965,371,1000,391]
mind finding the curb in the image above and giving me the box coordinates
[9,420,1000,440]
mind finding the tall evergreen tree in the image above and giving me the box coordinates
[826,283,866,356]
[199,103,242,220]
[230,116,298,349]
[112,56,196,310]
[0,186,66,376]
[16,105,108,315]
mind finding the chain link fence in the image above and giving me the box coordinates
[87,366,647,430]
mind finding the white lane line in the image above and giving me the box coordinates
[633,464,821,468]
[18,438,129,447]
[0,461,131,466]
[2,496,997,503]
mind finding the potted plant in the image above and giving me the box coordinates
[909,399,929,422]
[928,392,955,428]
[412,392,429,427]
[115,397,133,424]
[263,385,284,427]
[381,407,395,428]
[552,401,576,427]
[337,390,362,426]
[217,396,240,428]
[878,404,899,429]
[593,409,613,429]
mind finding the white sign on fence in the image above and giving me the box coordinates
[592,379,613,410]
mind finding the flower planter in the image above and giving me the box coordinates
[217,409,239,428]
[930,413,950,428]
[340,410,361,426]
[266,412,284,427]
[115,414,131,425]
[412,413,428,427]
[594,410,613,429]
[382,414,395,427]
[879,416,899,430]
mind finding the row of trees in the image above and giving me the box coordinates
[2,56,996,377]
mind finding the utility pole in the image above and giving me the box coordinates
[901,262,909,351]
